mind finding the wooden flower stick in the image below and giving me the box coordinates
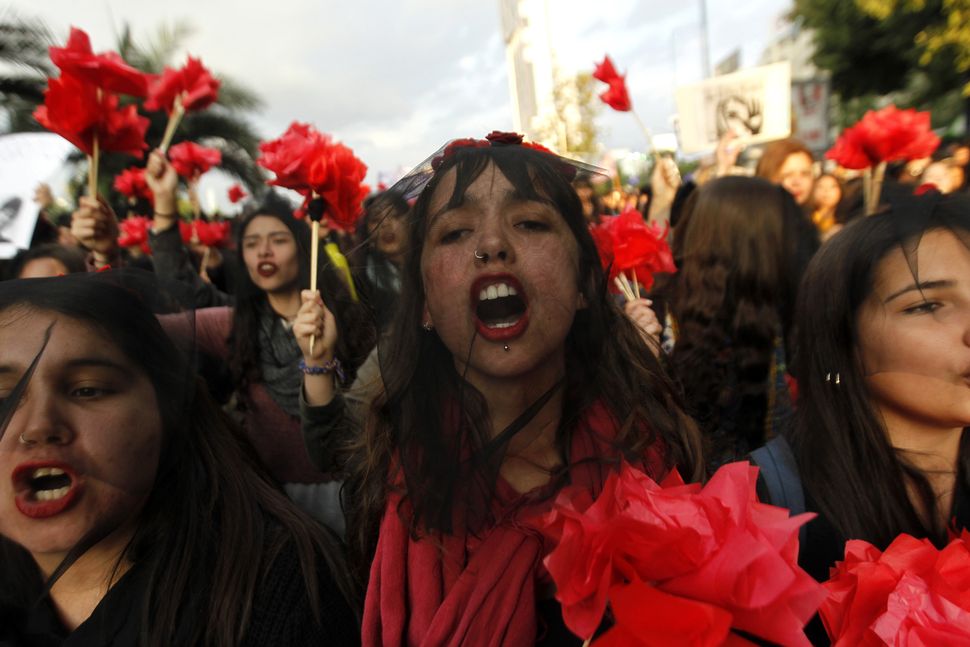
[159,94,185,154]
[613,275,636,302]
[87,134,99,197]
[306,197,326,355]
[631,269,641,299]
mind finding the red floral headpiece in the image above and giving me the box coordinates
[429,131,577,180]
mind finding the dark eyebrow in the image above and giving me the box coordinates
[427,191,555,229]
[885,280,957,303]
[0,358,132,380]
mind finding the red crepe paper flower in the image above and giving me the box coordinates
[593,56,621,84]
[536,461,825,645]
[430,137,490,170]
[227,183,248,203]
[821,532,970,645]
[144,56,220,114]
[593,56,632,112]
[178,220,231,247]
[34,73,149,157]
[826,105,940,170]
[591,209,675,292]
[257,122,369,231]
[117,216,152,254]
[168,141,222,179]
[113,166,153,204]
[49,27,148,97]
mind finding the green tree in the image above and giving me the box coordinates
[0,10,53,132]
[533,71,601,159]
[792,0,968,129]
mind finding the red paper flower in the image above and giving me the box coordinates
[430,137,490,170]
[821,532,970,646]
[593,56,621,85]
[178,219,231,247]
[590,209,675,292]
[593,56,633,112]
[257,122,369,231]
[113,166,152,202]
[227,183,248,204]
[168,141,222,179]
[485,130,524,145]
[33,73,149,157]
[117,215,152,254]
[49,27,148,97]
[537,461,825,645]
[144,56,220,114]
[826,105,940,170]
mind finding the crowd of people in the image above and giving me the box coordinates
[0,123,968,647]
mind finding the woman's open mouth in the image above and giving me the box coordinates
[12,461,82,518]
[471,274,529,342]
[256,262,278,278]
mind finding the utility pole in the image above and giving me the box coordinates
[699,0,712,78]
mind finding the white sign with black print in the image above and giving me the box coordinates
[674,62,792,154]
[0,133,74,259]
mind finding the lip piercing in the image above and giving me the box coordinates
[504,345,510,352]
[474,250,489,262]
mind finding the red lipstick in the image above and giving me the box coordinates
[12,461,82,519]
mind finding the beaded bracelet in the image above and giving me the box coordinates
[298,358,345,383]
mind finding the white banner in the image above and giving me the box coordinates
[675,62,792,154]
[0,133,74,259]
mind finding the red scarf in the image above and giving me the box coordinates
[361,402,665,646]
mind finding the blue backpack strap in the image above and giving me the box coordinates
[751,435,808,544]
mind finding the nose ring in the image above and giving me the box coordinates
[18,432,36,446]
[474,250,489,262]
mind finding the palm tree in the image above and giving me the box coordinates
[0,10,53,132]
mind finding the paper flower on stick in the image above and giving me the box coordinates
[145,56,221,114]
[117,216,152,254]
[593,55,632,112]
[590,209,675,292]
[33,73,149,157]
[179,220,231,247]
[228,183,248,203]
[168,141,222,179]
[113,166,152,203]
[536,461,825,645]
[821,532,970,646]
[826,105,939,170]
[257,121,369,231]
[49,27,148,97]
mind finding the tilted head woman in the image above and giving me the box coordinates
[756,137,816,207]
[666,176,819,468]
[0,274,358,645]
[781,193,970,581]
[346,133,702,646]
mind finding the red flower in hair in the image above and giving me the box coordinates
[820,532,970,645]
[827,105,940,170]
[144,56,220,114]
[485,130,524,145]
[227,183,248,203]
[117,215,152,254]
[591,209,675,292]
[50,27,148,96]
[34,73,149,157]
[593,56,621,85]
[430,137,489,170]
[113,166,152,202]
[537,461,825,645]
[168,141,222,179]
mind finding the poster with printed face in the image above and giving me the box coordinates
[0,133,74,259]
[674,62,792,154]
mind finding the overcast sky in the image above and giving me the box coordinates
[9,0,793,184]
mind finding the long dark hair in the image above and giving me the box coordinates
[227,193,374,393]
[0,274,358,645]
[791,193,970,548]
[667,176,819,464]
[346,144,703,574]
